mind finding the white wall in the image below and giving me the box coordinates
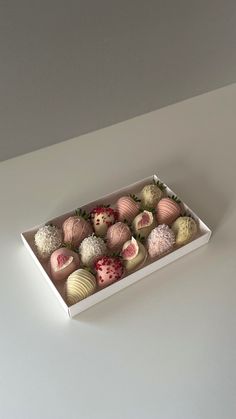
[1,0,236,161]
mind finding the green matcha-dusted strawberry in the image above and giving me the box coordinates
[141,184,163,209]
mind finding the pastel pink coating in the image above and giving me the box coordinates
[50,247,80,282]
[62,216,93,247]
[147,224,175,258]
[116,196,140,223]
[106,222,132,251]
[95,256,123,288]
[156,198,181,226]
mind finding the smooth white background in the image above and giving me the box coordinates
[1,0,236,161]
[0,85,235,419]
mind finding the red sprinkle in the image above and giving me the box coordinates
[95,256,123,277]
[90,206,118,219]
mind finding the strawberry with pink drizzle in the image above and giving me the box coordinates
[156,197,181,226]
[95,256,124,288]
[116,195,140,223]
[50,248,80,282]
[90,206,117,237]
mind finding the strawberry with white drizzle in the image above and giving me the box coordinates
[95,256,123,288]
[90,206,117,237]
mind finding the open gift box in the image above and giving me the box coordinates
[21,174,212,318]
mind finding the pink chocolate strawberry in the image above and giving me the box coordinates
[50,248,80,282]
[116,195,140,223]
[156,197,181,226]
[95,256,123,288]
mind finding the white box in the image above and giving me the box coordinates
[21,174,212,318]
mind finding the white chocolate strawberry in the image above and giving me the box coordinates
[121,237,139,260]
[132,210,156,239]
[90,206,117,237]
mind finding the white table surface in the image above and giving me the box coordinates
[0,84,235,419]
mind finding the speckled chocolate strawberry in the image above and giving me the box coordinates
[90,206,117,237]
[95,256,123,288]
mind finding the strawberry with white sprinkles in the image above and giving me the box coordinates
[90,206,117,237]
[95,256,124,288]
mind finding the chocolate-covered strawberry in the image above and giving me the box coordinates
[156,197,181,226]
[116,194,140,223]
[132,210,156,239]
[50,248,80,282]
[95,256,123,288]
[121,237,147,272]
[63,212,93,248]
[90,206,117,237]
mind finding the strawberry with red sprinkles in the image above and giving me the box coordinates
[94,256,123,288]
[90,206,117,237]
